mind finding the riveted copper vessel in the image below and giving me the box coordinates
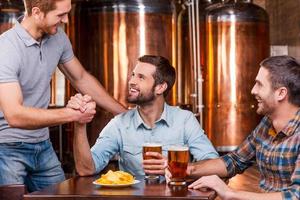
[0,0,23,34]
[203,0,269,151]
[67,0,177,144]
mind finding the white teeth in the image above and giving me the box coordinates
[130,88,138,92]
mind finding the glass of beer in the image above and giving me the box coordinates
[168,145,189,185]
[143,143,162,180]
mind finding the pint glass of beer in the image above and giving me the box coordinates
[143,143,162,180]
[167,146,189,185]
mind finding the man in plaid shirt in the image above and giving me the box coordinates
[166,55,300,200]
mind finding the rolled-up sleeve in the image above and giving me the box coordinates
[184,112,219,161]
[221,131,256,177]
[91,118,121,174]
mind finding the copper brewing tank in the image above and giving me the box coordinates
[0,0,23,34]
[177,0,220,113]
[67,0,177,144]
[203,0,269,151]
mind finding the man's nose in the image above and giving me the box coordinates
[61,15,69,24]
[128,75,138,85]
[251,85,256,95]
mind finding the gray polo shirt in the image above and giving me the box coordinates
[0,21,74,143]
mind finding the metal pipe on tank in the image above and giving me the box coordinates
[182,0,220,118]
[176,2,184,105]
[190,0,199,114]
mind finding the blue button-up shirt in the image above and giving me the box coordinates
[91,103,219,176]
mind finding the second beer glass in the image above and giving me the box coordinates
[168,146,189,185]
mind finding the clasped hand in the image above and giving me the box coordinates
[66,93,96,124]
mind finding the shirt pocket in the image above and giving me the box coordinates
[123,145,142,156]
[122,145,142,165]
[121,145,143,174]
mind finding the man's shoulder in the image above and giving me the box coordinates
[110,109,136,124]
[0,29,22,62]
[97,110,136,137]
[166,104,194,118]
[0,26,15,36]
[0,28,18,47]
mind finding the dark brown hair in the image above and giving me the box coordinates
[138,55,176,98]
[260,55,300,106]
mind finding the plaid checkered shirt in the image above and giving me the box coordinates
[222,109,300,199]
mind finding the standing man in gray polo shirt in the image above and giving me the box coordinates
[0,0,126,192]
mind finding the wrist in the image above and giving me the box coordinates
[64,107,79,122]
[74,122,86,130]
[187,164,196,176]
[224,188,238,200]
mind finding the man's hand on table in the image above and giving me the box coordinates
[188,175,233,199]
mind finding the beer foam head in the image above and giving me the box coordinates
[143,143,162,147]
[168,145,189,151]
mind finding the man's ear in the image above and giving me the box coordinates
[276,86,288,102]
[31,7,44,20]
[155,82,168,95]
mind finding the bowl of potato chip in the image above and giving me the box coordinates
[93,170,140,187]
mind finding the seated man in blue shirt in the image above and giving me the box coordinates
[70,55,219,177]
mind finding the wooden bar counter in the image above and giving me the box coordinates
[23,175,216,200]
[24,166,261,200]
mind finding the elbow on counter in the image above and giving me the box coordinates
[76,166,95,177]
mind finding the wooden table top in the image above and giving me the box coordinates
[23,175,216,200]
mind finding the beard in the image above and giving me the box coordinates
[255,97,275,116]
[126,87,155,106]
[40,21,61,36]
[43,25,58,35]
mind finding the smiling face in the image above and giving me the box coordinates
[36,0,71,35]
[126,62,158,105]
[251,67,277,116]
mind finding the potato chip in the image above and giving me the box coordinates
[95,170,134,185]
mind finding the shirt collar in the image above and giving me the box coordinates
[280,108,300,137]
[14,18,50,47]
[268,108,300,137]
[133,103,172,130]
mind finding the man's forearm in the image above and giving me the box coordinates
[5,106,78,129]
[73,123,96,176]
[73,72,126,115]
[189,158,228,178]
